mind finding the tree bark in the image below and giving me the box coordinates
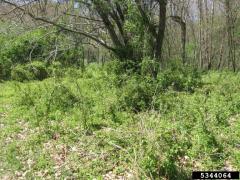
[224,0,236,71]
[155,0,167,62]
[170,16,186,64]
[198,0,204,69]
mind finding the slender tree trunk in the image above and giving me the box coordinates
[208,0,215,70]
[218,36,224,70]
[198,0,204,69]
[170,15,186,64]
[181,23,186,64]
[203,0,211,70]
[225,0,236,71]
[155,0,167,62]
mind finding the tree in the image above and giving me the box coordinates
[224,0,236,71]
[170,15,186,64]
[1,0,168,67]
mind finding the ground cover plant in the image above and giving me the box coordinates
[0,0,240,179]
[0,64,240,179]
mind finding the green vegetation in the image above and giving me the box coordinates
[0,0,239,178]
[0,64,240,179]
[11,61,49,82]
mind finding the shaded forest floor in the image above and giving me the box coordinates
[0,69,240,179]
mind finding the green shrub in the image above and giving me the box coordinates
[140,57,159,77]
[118,76,156,112]
[0,57,12,80]
[57,48,84,66]
[83,63,105,79]
[141,149,160,178]
[11,64,34,82]
[11,61,48,82]
[103,60,133,88]
[1,30,50,64]
[104,60,124,75]
[159,60,202,92]
[65,67,83,78]
[104,59,141,75]
[45,84,80,112]
[26,61,48,80]
[47,61,64,77]
[16,81,95,130]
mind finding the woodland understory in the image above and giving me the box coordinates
[0,0,240,179]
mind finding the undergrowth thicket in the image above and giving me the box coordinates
[1,61,239,179]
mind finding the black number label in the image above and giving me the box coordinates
[192,171,239,179]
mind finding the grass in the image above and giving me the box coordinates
[0,68,240,179]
